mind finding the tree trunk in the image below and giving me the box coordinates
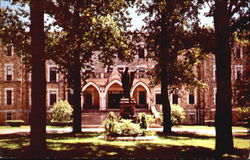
[160,5,172,133]
[71,58,82,133]
[29,0,46,155]
[214,0,234,155]
[71,0,82,133]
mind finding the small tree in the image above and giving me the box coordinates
[50,100,73,125]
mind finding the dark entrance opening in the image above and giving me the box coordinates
[108,91,123,109]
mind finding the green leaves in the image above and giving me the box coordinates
[45,0,132,82]
[0,7,30,64]
[50,100,73,123]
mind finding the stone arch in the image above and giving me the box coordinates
[82,82,101,109]
[131,81,151,109]
[104,80,123,109]
[131,81,151,96]
[104,80,122,96]
[82,82,101,95]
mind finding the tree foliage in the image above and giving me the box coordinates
[135,0,205,133]
[43,0,134,133]
[0,6,30,65]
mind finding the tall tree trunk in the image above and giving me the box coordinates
[71,56,82,133]
[72,0,82,133]
[29,0,46,155]
[160,3,172,133]
[214,0,234,155]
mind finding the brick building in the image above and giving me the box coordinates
[0,39,248,125]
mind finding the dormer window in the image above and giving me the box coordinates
[236,47,242,59]
[138,47,145,58]
[235,65,243,80]
[6,46,13,56]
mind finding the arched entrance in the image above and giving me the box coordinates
[131,82,150,109]
[105,80,123,109]
[82,82,100,110]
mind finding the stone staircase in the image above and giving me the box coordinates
[81,109,152,126]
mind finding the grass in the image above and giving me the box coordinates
[0,129,249,159]
[0,124,247,130]
[173,125,248,131]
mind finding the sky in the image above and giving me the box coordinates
[1,0,214,31]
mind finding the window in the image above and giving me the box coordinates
[138,67,145,78]
[139,67,145,73]
[214,88,217,104]
[155,94,162,104]
[6,65,13,81]
[49,67,57,82]
[49,90,57,106]
[84,93,92,106]
[138,48,145,58]
[212,65,216,81]
[188,92,195,104]
[235,65,243,80]
[189,113,196,124]
[6,89,13,105]
[6,46,13,56]
[6,113,12,120]
[29,89,31,106]
[236,47,242,59]
[139,91,146,105]
[172,94,178,104]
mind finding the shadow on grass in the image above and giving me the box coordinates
[156,131,214,139]
[0,132,248,159]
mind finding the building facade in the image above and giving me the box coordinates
[0,39,248,125]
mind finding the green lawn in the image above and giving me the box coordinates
[0,128,249,159]
[0,125,247,131]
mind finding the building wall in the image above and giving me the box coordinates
[0,39,248,125]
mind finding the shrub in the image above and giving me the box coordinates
[50,100,73,125]
[237,106,250,127]
[171,104,185,125]
[104,112,145,137]
[159,104,185,125]
[6,120,24,127]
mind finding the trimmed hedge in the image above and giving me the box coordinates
[6,120,24,127]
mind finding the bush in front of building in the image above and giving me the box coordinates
[6,120,24,127]
[104,112,145,137]
[50,100,73,126]
[237,106,250,128]
[159,104,185,125]
[171,104,185,125]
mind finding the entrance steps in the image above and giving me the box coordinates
[81,109,152,125]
